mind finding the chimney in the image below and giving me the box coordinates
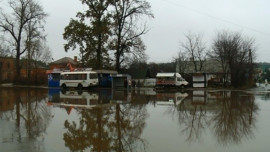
[74,56,77,62]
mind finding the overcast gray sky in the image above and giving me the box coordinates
[41,0,270,63]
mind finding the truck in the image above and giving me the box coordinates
[156,73,188,89]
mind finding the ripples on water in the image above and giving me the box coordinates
[0,87,270,152]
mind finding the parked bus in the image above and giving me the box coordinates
[60,71,99,89]
[156,73,188,89]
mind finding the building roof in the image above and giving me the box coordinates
[51,57,78,65]
[177,59,224,73]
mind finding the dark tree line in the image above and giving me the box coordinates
[63,0,153,70]
[120,61,176,79]
[175,31,256,87]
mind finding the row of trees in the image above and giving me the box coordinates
[175,31,256,87]
[63,0,154,71]
[0,0,51,81]
[123,30,256,87]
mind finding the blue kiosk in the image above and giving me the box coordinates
[94,70,118,88]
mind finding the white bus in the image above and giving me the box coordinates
[60,71,99,89]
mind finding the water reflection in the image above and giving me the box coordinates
[0,88,261,151]
[211,91,257,145]
[58,90,148,152]
[260,92,270,101]
[52,89,258,149]
[170,90,258,145]
[0,88,52,151]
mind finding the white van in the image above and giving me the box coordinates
[60,71,99,89]
[156,73,188,88]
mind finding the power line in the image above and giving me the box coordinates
[159,0,270,37]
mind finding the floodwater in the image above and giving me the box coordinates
[0,87,270,152]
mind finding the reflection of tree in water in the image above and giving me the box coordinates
[180,106,208,142]
[19,88,52,139]
[63,103,148,152]
[162,91,209,143]
[64,107,112,151]
[211,91,258,145]
[174,97,209,143]
[0,88,52,150]
[166,91,258,145]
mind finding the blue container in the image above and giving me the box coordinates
[48,73,61,87]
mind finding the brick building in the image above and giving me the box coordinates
[0,57,16,83]
[0,57,47,83]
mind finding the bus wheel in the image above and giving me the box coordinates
[61,84,67,90]
[180,85,185,89]
[77,84,83,90]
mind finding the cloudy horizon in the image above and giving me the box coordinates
[10,0,270,63]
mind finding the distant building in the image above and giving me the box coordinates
[0,57,15,83]
[175,59,229,88]
[176,59,224,74]
[0,57,47,83]
[255,62,270,82]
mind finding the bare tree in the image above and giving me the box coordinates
[211,31,256,87]
[174,50,189,74]
[0,0,47,78]
[0,42,9,57]
[110,0,154,71]
[180,33,207,72]
[25,16,47,81]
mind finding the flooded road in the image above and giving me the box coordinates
[1,87,270,152]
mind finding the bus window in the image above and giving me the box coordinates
[81,74,87,80]
[62,74,69,80]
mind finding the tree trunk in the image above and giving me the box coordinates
[97,33,102,69]
[15,54,21,77]
[115,52,121,71]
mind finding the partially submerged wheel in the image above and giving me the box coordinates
[180,85,185,89]
[77,84,83,90]
[61,84,67,89]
